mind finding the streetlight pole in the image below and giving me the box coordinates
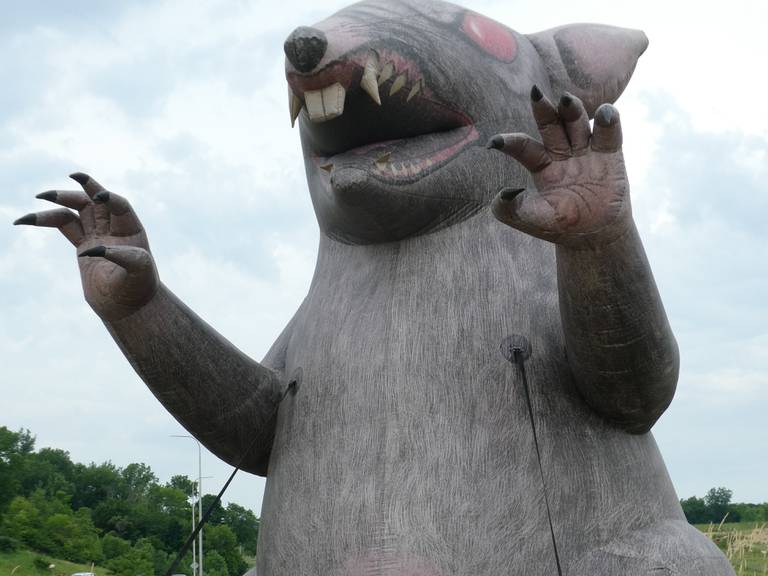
[197,441,203,576]
[191,490,196,576]
[172,435,204,576]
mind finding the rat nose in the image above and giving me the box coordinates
[284,26,328,73]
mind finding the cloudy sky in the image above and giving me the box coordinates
[1,0,766,519]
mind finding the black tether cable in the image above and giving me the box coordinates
[163,382,296,576]
[513,348,564,576]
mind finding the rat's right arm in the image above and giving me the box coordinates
[15,173,284,475]
[105,284,284,475]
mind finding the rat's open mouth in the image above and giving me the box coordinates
[287,46,479,184]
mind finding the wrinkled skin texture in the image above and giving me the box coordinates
[16,0,734,574]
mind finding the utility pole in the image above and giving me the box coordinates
[197,442,203,576]
[172,435,204,576]
[191,490,196,576]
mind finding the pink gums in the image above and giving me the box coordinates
[287,47,432,101]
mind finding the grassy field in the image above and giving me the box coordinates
[697,522,768,575]
[0,549,110,576]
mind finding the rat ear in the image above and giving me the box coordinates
[527,24,648,117]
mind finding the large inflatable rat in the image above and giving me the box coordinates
[16,0,734,574]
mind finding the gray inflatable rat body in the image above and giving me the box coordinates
[16,0,734,574]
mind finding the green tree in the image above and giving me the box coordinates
[167,475,196,498]
[92,498,135,540]
[123,463,158,502]
[205,524,247,576]
[0,427,35,461]
[680,496,709,524]
[0,427,35,515]
[134,539,158,576]
[72,462,124,510]
[223,503,259,555]
[0,496,44,549]
[0,422,261,574]
[41,508,102,563]
[20,448,75,498]
[106,538,156,576]
[705,487,733,523]
[203,550,229,576]
[102,533,132,560]
[144,485,190,551]
[200,495,226,526]
[729,502,765,522]
[28,488,69,520]
[149,485,189,517]
[151,546,172,576]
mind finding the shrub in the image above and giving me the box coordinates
[32,556,51,571]
[0,535,19,551]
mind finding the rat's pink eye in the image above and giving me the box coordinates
[461,12,517,62]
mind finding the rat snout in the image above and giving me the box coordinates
[284,26,328,73]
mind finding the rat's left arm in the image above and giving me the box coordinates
[490,88,678,433]
[554,222,678,433]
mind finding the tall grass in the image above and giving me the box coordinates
[701,522,768,575]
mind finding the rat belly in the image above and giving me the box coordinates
[255,227,684,574]
[262,324,561,574]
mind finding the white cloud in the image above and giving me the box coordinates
[162,234,315,360]
[6,93,170,179]
[477,0,768,137]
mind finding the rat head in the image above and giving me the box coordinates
[285,0,647,244]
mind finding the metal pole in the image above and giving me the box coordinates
[191,488,196,576]
[197,441,203,576]
[171,434,203,576]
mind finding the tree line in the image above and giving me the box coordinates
[3,423,765,575]
[0,426,259,576]
[680,487,768,525]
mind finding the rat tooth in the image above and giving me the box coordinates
[321,83,346,120]
[378,62,394,86]
[304,83,346,123]
[289,88,303,127]
[375,152,391,168]
[320,162,334,172]
[361,52,381,105]
[304,89,325,122]
[406,79,423,102]
[390,74,406,96]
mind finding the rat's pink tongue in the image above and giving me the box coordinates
[324,125,479,181]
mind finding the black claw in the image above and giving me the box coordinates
[560,93,573,107]
[36,191,58,202]
[596,105,614,126]
[486,136,505,150]
[93,191,110,204]
[499,187,525,202]
[78,246,107,258]
[13,214,37,226]
[531,85,543,102]
[69,172,90,186]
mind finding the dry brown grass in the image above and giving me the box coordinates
[702,521,768,575]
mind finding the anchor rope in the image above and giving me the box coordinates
[513,348,564,576]
[166,356,566,576]
[163,382,296,576]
